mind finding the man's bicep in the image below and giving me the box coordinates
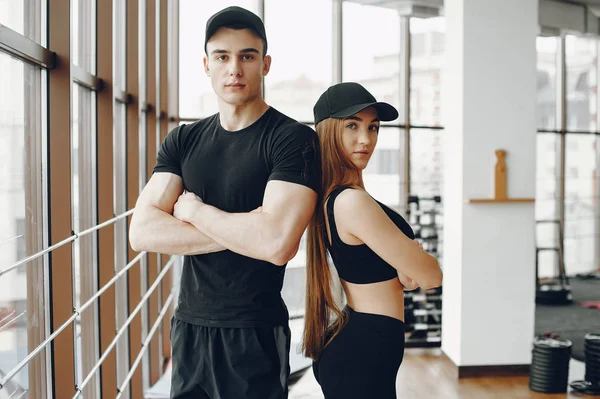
[137,172,184,214]
[262,180,317,232]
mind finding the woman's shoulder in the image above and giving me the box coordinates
[332,186,377,214]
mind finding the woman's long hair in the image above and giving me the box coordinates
[301,117,361,361]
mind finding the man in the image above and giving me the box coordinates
[129,6,319,399]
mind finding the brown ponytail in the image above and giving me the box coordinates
[301,118,360,360]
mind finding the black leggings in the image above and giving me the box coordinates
[312,307,405,399]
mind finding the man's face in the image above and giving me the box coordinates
[204,28,271,106]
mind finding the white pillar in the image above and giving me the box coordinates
[441,0,538,367]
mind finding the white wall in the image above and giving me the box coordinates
[442,0,538,366]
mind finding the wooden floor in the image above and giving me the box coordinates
[289,348,596,399]
[396,349,594,399]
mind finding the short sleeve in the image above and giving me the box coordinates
[268,124,320,193]
[153,124,185,176]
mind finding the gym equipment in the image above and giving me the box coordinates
[585,333,600,385]
[404,195,443,348]
[565,333,600,395]
[529,335,572,394]
[535,219,572,305]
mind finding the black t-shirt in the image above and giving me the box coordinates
[153,107,320,327]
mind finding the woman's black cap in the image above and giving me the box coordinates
[313,82,399,126]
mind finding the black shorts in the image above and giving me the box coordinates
[312,306,405,399]
[170,317,291,399]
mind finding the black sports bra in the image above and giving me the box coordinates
[325,186,415,284]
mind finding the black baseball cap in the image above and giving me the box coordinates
[204,6,267,54]
[313,82,399,126]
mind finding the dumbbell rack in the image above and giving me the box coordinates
[404,195,443,348]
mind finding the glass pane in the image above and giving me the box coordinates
[363,126,405,208]
[0,0,44,44]
[566,35,597,132]
[179,0,259,118]
[281,262,305,318]
[536,36,558,130]
[535,134,560,222]
[72,83,99,396]
[114,0,127,92]
[410,128,443,198]
[410,17,444,126]
[73,0,97,73]
[564,134,597,275]
[0,51,45,398]
[343,2,401,112]
[114,102,130,392]
[264,0,332,122]
[535,133,560,278]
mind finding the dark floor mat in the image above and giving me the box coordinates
[535,277,600,361]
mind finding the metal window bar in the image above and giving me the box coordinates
[72,258,176,398]
[0,250,146,389]
[0,23,55,69]
[0,311,27,333]
[0,310,16,326]
[115,291,175,399]
[0,209,134,278]
[0,235,23,247]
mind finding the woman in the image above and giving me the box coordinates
[301,82,443,399]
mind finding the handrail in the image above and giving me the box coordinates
[0,251,146,390]
[0,311,26,333]
[0,209,134,278]
[0,235,22,247]
[72,258,175,397]
[0,310,16,326]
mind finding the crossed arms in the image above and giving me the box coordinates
[129,172,317,266]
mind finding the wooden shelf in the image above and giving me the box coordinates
[467,198,535,204]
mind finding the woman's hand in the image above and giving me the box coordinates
[398,270,419,291]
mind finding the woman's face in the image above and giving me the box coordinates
[340,107,380,170]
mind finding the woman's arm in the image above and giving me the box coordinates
[332,189,443,289]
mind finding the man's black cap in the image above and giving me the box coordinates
[205,6,267,54]
[313,82,399,126]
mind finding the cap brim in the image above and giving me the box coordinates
[330,102,399,122]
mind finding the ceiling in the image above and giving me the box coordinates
[568,0,600,5]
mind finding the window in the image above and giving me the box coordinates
[0,50,47,399]
[365,149,400,175]
[0,0,46,44]
[343,3,402,113]
[363,127,405,208]
[536,134,560,222]
[410,128,443,198]
[564,134,597,274]
[15,218,25,274]
[343,4,405,209]
[537,37,558,131]
[264,0,333,122]
[72,0,96,73]
[410,17,444,126]
[566,35,597,132]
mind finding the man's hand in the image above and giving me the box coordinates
[173,191,204,223]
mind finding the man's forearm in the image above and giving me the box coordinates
[130,205,226,255]
[188,204,293,265]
